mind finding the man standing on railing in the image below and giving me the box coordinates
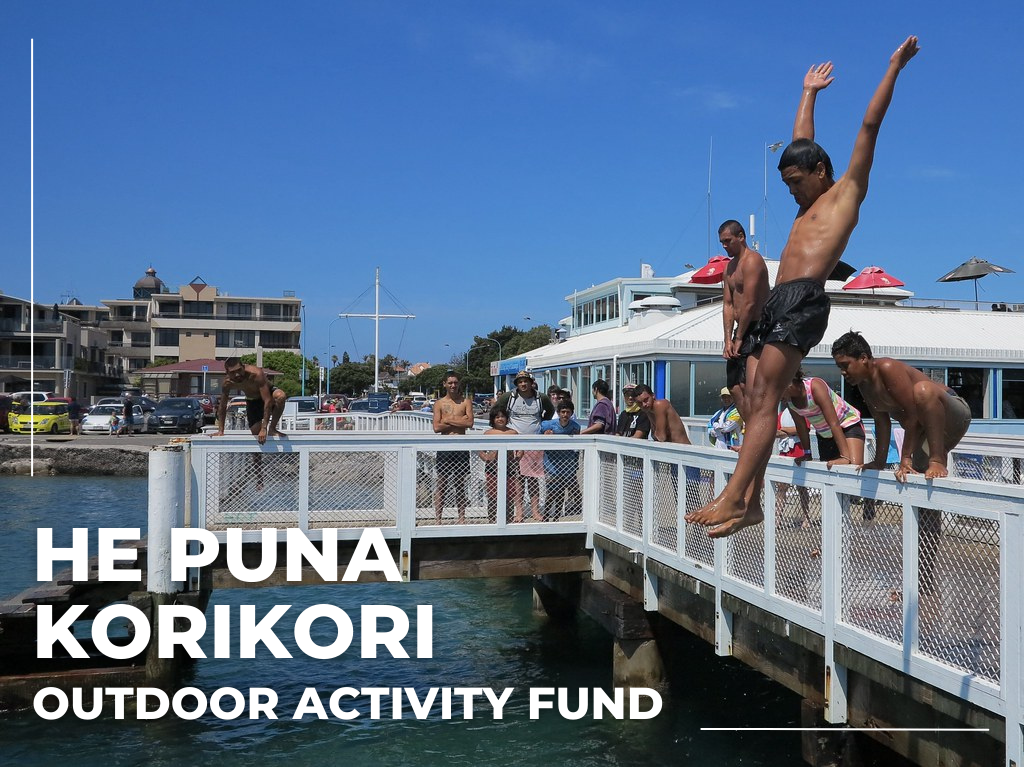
[433,370,475,524]
[213,357,287,445]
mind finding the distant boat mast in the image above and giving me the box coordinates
[340,267,415,393]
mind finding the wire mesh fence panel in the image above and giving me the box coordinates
[598,451,620,528]
[683,468,716,567]
[915,508,1000,683]
[650,459,677,549]
[725,484,766,589]
[950,451,1021,484]
[416,449,490,525]
[771,480,823,610]
[205,451,300,530]
[540,448,586,522]
[308,450,398,529]
[621,455,645,538]
[840,494,903,644]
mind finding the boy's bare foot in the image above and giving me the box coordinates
[685,494,746,527]
[268,427,284,437]
[707,507,765,538]
[924,459,948,480]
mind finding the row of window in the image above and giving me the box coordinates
[532,361,1023,420]
[574,294,620,328]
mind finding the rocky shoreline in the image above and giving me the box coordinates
[0,443,150,476]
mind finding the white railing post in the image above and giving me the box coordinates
[397,446,417,582]
[298,446,310,532]
[713,466,733,657]
[148,445,187,594]
[1002,507,1022,767]
[821,483,848,723]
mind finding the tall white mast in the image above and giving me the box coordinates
[340,267,415,392]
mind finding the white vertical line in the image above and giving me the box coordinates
[30,40,35,475]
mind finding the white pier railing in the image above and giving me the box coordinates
[178,433,1024,764]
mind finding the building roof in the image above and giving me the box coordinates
[524,301,1024,369]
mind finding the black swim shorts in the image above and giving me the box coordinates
[246,387,279,429]
[437,450,470,477]
[725,325,758,389]
[753,279,831,355]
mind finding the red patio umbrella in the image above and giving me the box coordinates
[688,255,730,284]
[842,266,905,291]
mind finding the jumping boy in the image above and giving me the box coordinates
[687,36,919,537]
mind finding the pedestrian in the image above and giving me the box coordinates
[432,370,474,524]
[540,401,582,519]
[580,379,616,435]
[708,387,743,450]
[478,406,523,523]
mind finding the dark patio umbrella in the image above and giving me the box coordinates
[688,255,730,284]
[937,257,1015,304]
[842,266,905,292]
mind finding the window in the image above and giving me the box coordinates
[1002,369,1024,419]
[183,301,213,317]
[216,330,255,347]
[948,367,986,418]
[608,293,619,321]
[154,329,178,346]
[692,361,726,415]
[224,303,254,318]
[596,297,607,323]
[668,362,691,417]
[130,332,150,348]
[259,331,295,348]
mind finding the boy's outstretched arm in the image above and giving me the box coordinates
[844,36,919,202]
[793,62,834,141]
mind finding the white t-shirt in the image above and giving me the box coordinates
[506,392,545,435]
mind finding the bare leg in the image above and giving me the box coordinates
[268,392,286,437]
[688,342,804,536]
[434,475,447,524]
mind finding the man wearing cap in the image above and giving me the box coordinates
[708,387,743,450]
[497,371,554,436]
[616,382,651,439]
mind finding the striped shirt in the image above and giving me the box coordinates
[789,378,861,438]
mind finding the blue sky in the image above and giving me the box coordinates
[3,1,1022,366]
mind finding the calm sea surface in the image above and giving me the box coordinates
[0,476,810,766]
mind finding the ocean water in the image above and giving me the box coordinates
[0,476,814,766]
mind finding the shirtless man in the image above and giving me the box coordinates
[720,219,769,419]
[831,331,970,481]
[433,370,475,524]
[214,357,287,445]
[634,384,692,445]
[688,36,919,537]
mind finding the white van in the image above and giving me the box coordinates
[11,391,50,403]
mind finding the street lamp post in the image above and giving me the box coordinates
[326,314,343,400]
[300,304,307,395]
[466,337,503,395]
[763,141,784,257]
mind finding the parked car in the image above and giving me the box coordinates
[10,401,72,435]
[153,397,205,434]
[95,395,159,413]
[11,391,50,404]
[192,394,219,422]
[80,403,145,434]
[225,396,249,430]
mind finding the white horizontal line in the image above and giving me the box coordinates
[700,728,989,733]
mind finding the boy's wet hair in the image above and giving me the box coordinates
[444,370,462,382]
[592,379,610,397]
[557,401,575,413]
[778,138,834,181]
[831,330,873,359]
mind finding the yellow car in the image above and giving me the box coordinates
[11,401,72,435]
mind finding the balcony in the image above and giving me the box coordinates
[0,356,58,370]
[0,319,63,334]
[151,312,300,322]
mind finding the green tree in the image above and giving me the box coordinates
[331,361,374,396]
